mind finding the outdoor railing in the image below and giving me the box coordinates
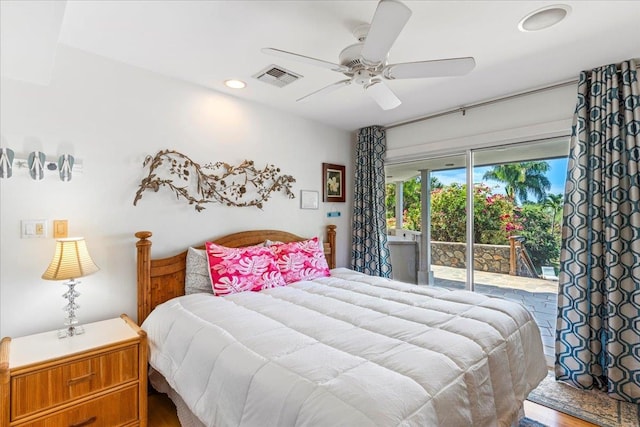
[388,229,539,277]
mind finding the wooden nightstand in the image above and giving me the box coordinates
[0,314,147,427]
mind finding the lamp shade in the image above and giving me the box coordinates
[42,237,99,280]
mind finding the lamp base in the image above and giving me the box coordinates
[59,279,84,339]
[57,324,85,339]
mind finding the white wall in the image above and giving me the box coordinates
[0,46,353,338]
[386,84,577,162]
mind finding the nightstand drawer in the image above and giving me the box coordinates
[16,384,139,427]
[11,345,138,420]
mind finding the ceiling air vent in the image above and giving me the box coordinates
[253,65,302,88]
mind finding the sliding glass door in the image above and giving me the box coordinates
[385,153,468,288]
[471,139,568,358]
[385,137,569,358]
[427,154,469,290]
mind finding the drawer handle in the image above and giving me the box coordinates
[69,416,97,427]
[67,372,95,386]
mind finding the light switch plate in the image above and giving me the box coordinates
[53,220,68,238]
[21,220,47,238]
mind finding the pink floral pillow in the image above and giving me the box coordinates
[205,242,286,296]
[270,237,330,284]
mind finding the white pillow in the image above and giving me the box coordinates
[185,247,214,295]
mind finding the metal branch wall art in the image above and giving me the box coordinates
[133,149,296,211]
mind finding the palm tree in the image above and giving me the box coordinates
[482,161,551,204]
[543,193,564,232]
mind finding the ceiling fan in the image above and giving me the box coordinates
[262,0,475,110]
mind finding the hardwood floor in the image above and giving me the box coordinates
[523,400,597,427]
[148,393,181,427]
[147,393,597,427]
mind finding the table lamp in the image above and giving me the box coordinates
[42,237,100,338]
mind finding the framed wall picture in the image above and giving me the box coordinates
[322,163,345,202]
[300,190,319,209]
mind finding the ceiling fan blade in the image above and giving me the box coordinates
[296,79,352,103]
[383,57,476,79]
[262,48,349,73]
[365,80,401,110]
[360,0,412,66]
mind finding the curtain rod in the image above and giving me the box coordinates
[384,62,639,131]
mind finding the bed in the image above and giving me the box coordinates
[135,225,547,427]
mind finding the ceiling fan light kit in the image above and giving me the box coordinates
[262,0,476,111]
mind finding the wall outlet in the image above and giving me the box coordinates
[21,220,47,238]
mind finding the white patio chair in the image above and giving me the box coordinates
[541,266,559,281]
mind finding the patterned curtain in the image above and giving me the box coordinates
[556,59,639,403]
[351,126,392,277]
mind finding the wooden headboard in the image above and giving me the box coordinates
[135,225,337,325]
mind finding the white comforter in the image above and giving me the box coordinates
[142,268,547,427]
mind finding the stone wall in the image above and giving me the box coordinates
[431,241,511,274]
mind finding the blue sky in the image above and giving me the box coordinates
[432,158,568,199]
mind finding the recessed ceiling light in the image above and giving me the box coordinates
[518,4,571,32]
[224,79,246,89]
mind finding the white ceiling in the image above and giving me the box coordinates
[1,1,639,131]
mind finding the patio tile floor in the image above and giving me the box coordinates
[428,265,558,360]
